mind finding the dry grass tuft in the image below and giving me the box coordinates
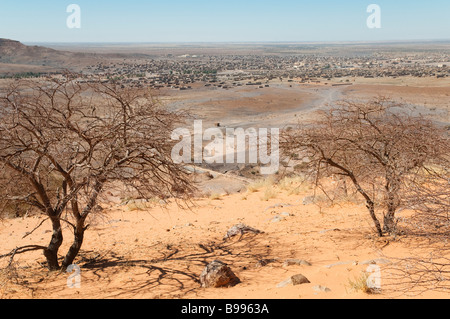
[260,187,278,202]
[208,193,222,201]
[246,178,274,193]
[347,271,380,294]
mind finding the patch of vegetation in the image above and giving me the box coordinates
[0,72,45,79]
[260,187,278,201]
[208,193,222,201]
[347,272,380,294]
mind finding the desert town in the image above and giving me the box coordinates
[1,38,448,91]
[78,52,450,90]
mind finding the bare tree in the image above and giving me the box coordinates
[401,163,449,238]
[282,97,449,237]
[383,249,450,296]
[383,140,450,295]
[0,75,194,270]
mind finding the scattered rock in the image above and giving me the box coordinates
[172,223,194,230]
[276,278,293,288]
[264,203,293,212]
[361,258,392,265]
[280,212,291,217]
[255,260,267,268]
[270,216,285,223]
[291,274,311,285]
[313,285,331,293]
[200,260,241,288]
[255,258,278,268]
[224,224,263,240]
[283,259,312,267]
[302,196,316,205]
[277,274,310,288]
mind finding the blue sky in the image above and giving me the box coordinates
[0,0,449,43]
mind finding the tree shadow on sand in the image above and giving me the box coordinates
[76,234,275,298]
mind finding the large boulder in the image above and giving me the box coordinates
[200,260,241,288]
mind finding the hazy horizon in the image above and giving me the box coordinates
[21,39,450,45]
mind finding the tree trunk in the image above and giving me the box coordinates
[44,218,63,271]
[62,221,85,270]
[384,168,400,234]
[62,180,103,270]
[383,210,396,234]
[367,201,383,237]
[383,194,398,234]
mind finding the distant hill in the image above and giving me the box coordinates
[0,38,99,73]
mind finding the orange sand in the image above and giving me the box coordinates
[1,183,448,299]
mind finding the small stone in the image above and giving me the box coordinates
[291,274,311,285]
[255,260,268,268]
[283,259,312,267]
[313,285,331,293]
[361,258,392,265]
[255,259,277,268]
[280,212,291,217]
[270,216,285,223]
[264,203,293,212]
[276,278,292,288]
[224,224,262,240]
[277,274,311,288]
